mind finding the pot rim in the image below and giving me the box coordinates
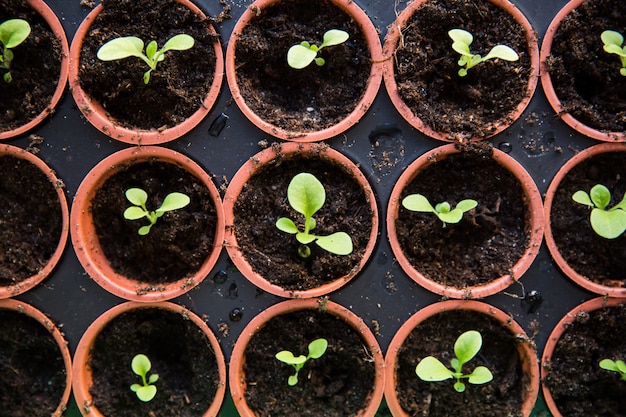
[386,143,544,299]
[67,0,224,145]
[70,145,225,302]
[540,0,626,142]
[384,299,540,417]
[71,301,227,417]
[0,144,70,299]
[543,142,626,297]
[222,142,379,298]
[382,0,539,142]
[225,0,383,142]
[0,0,70,140]
[0,298,73,417]
[229,298,385,417]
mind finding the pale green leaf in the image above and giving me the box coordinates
[124,206,147,220]
[308,338,328,359]
[468,366,493,384]
[287,44,317,69]
[138,225,152,235]
[604,44,626,56]
[275,351,307,365]
[287,173,325,219]
[590,208,626,239]
[97,36,145,61]
[131,354,151,376]
[296,232,317,245]
[276,217,299,234]
[454,330,482,364]
[448,29,473,46]
[145,40,158,60]
[0,19,31,49]
[315,232,353,255]
[435,201,451,214]
[135,385,157,402]
[415,356,454,381]
[125,188,147,206]
[572,190,593,207]
[156,192,190,213]
[590,184,611,209]
[321,29,349,47]
[484,45,519,62]
[402,194,435,213]
[456,199,478,212]
[161,34,195,52]
[437,209,463,224]
[601,30,624,48]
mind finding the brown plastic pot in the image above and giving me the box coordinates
[382,0,539,142]
[225,0,383,142]
[0,0,69,140]
[544,143,626,297]
[68,0,224,145]
[229,298,385,417]
[70,146,225,301]
[541,296,625,417]
[72,301,227,417]
[0,298,73,417]
[223,142,379,298]
[0,144,69,299]
[540,0,626,142]
[384,300,540,417]
[386,144,544,299]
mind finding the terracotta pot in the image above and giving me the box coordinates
[541,297,626,417]
[0,144,69,299]
[0,0,69,140]
[540,0,626,142]
[223,142,379,298]
[229,298,385,417]
[0,298,72,417]
[382,0,539,142]
[386,144,544,299]
[72,301,227,417]
[225,0,383,142]
[544,143,626,297]
[384,300,540,417]
[68,0,224,145]
[70,146,225,301]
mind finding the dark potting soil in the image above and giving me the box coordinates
[543,302,626,417]
[549,151,626,288]
[0,308,67,417]
[394,309,530,417]
[395,143,528,290]
[0,154,63,287]
[90,160,217,286]
[233,0,371,134]
[545,0,626,134]
[0,0,63,133]
[77,0,218,130]
[88,307,221,417]
[392,0,532,141]
[243,307,377,417]
[233,146,374,291]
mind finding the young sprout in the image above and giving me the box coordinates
[402,193,477,227]
[123,187,190,236]
[448,28,519,77]
[0,19,31,83]
[130,354,159,402]
[97,34,195,84]
[599,358,626,381]
[572,184,626,239]
[275,338,328,386]
[415,330,493,393]
[276,172,353,258]
[287,29,349,69]
[601,30,626,76]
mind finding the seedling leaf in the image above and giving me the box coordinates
[276,217,299,234]
[157,192,190,213]
[454,330,482,364]
[590,208,626,239]
[287,29,349,69]
[321,29,349,47]
[314,232,353,255]
[97,36,145,61]
[0,19,31,49]
[288,173,325,219]
[468,366,494,384]
[415,356,454,381]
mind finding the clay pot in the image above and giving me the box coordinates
[0,298,72,417]
[229,298,385,417]
[68,0,224,145]
[544,143,626,297]
[541,297,626,417]
[382,0,539,142]
[223,142,379,298]
[0,144,69,299]
[72,301,227,417]
[225,0,383,142]
[0,0,69,140]
[386,144,544,299]
[540,0,626,142]
[70,146,224,301]
[384,300,540,417]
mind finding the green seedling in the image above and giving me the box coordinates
[402,193,477,227]
[599,358,626,381]
[130,354,159,402]
[415,330,493,393]
[97,34,195,84]
[448,28,519,77]
[275,338,328,386]
[572,184,626,239]
[123,187,190,235]
[276,172,353,258]
[0,18,31,83]
[287,29,349,69]
[601,30,626,76]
